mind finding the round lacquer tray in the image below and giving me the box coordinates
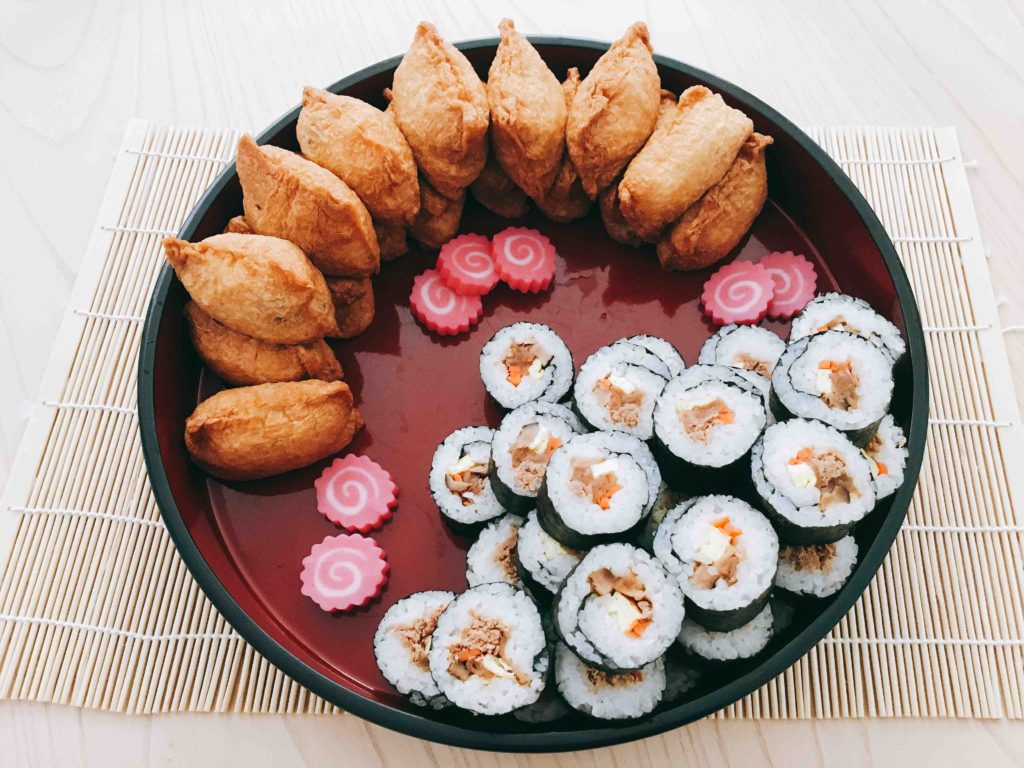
[138,37,928,753]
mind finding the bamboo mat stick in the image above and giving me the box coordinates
[0,122,1019,717]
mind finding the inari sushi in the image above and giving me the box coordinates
[771,330,894,446]
[480,323,574,409]
[790,293,906,363]
[573,341,671,439]
[751,419,876,544]
[653,495,777,631]
[430,426,504,531]
[555,544,684,671]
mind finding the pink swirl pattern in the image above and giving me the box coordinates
[300,534,389,612]
[492,227,556,293]
[760,251,818,319]
[437,234,499,295]
[315,455,398,532]
[701,261,775,325]
[409,268,483,336]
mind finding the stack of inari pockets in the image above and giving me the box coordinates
[166,19,772,482]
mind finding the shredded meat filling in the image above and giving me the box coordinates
[570,458,622,510]
[796,448,859,510]
[445,458,488,506]
[510,422,561,493]
[816,316,857,334]
[690,550,741,589]
[392,606,445,671]
[865,432,882,456]
[494,531,519,581]
[733,353,772,378]
[781,542,837,573]
[447,613,530,684]
[502,343,551,386]
[585,667,644,688]
[595,378,643,427]
[588,567,653,636]
[819,361,860,410]
[678,397,734,444]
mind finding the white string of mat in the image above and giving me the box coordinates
[0,614,237,643]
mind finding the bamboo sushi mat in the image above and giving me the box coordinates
[0,119,1021,719]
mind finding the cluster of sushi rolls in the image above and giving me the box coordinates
[771,329,894,447]
[489,402,582,515]
[698,324,786,397]
[465,514,523,588]
[790,292,907,363]
[373,591,456,709]
[538,431,660,549]
[751,418,876,544]
[652,365,768,496]
[430,426,505,531]
[573,340,673,439]
[480,323,574,409]
[428,583,549,716]
[555,544,685,672]
[653,495,778,631]
[775,535,858,599]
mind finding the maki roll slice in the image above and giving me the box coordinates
[430,426,504,531]
[465,514,523,588]
[554,642,666,720]
[573,342,670,439]
[790,292,906,362]
[652,365,768,496]
[771,329,893,446]
[653,495,777,631]
[538,432,655,549]
[490,402,581,515]
[480,322,573,409]
[697,324,786,395]
[677,603,774,664]
[515,510,585,601]
[663,648,702,703]
[861,414,908,500]
[751,418,876,544]
[373,591,456,708]
[775,535,858,598]
[428,583,548,715]
[555,543,684,671]
[619,335,686,377]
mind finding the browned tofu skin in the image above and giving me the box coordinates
[469,154,529,219]
[409,178,465,249]
[184,380,363,481]
[325,277,375,339]
[374,222,410,262]
[531,68,592,223]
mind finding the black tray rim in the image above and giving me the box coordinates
[137,34,929,754]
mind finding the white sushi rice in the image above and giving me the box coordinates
[373,591,455,708]
[654,495,778,613]
[621,335,686,377]
[516,511,583,594]
[555,642,666,719]
[544,435,649,537]
[863,414,908,499]
[429,427,504,526]
[480,323,573,409]
[428,583,547,715]
[556,544,685,669]
[775,535,858,598]
[466,514,524,588]
[791,292,906,362]
[574,343,669,439]
[522,400,587,434]
[698,325,786,382]
[491,405,579,501]
[752,419,876,529]
[606,340,674,379]
[773,330,893,432]
[512,684,573,723]
[654,375,767,468]
[677,604,774,661]
[584,430,661,513]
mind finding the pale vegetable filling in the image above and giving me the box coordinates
[786,447,859,511]
[689,516,743,589]
[587,567,653,638]
[594,373,643,427]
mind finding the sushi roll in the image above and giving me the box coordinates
[663,648,701,703]
[775,535,858,598]
[790,292,906,362]
[751,418,876,544]
[515,510,584,600]
[652,365,768,496]
[430,426,504,531]
[555,543,684,671]
[537,432,655,549]
[466,514,523,588]
[697,324,786,395]
[490,402,580,515]
[861,414,908,500]
[677,603,774,663]
[573,342,670,439]
[771,330,894,446]
[373,590,456,708]
[480,322,573,409]
[618,335,686,377]
[636,483,687,552]
[554,642,666,720]
[653,495,778,631]
[428,583,548,715]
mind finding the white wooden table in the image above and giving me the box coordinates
[1,0,1022,765]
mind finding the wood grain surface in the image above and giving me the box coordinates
[1,0,1022,765]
